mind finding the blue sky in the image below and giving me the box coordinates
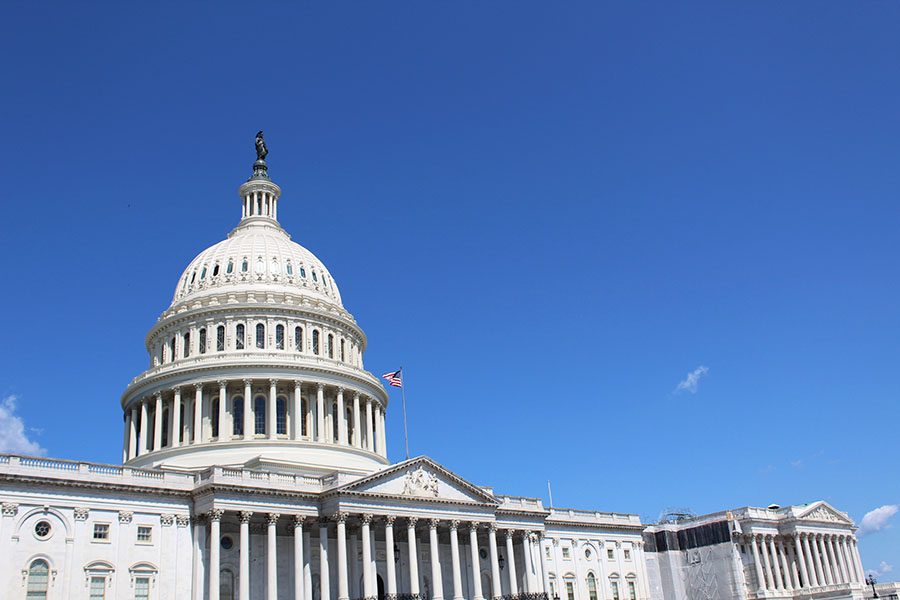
[1,0,898,578]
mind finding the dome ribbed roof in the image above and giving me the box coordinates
[171,221,342,308]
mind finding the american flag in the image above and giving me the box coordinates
[382,369,403,388]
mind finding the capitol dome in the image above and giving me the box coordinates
[120,137,389,475]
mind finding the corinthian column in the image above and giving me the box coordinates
[750,535,766,592]
[153,392,163,451]
[138,399,148,456]
[488,524,502,600]
[385,516,397,597]
[293,381,303,440]
[320,518,331,600]
[316,384,325,443]
[209,509,224,600]
[793,533,810,588]
[240,511,253,600]
[429,520,444,600]
[193,383,203,444]
[294,516,306,600]
[522,532,535,593]
[172,387,181,447]
[268,513,280,600]
[336,513,349,600]
[243,379,253,440]
[268,379,278,439]
[470,524,484,600]
[128,406,138,459]
[505,530,519,595]
[218,380,228,440]
[365,398,374,452]
[768,535,784,590]
[337,388,347,445]
[449,521,463,600]
[362,514,374,598]
[353,393,361,448]
[407,518,420,596]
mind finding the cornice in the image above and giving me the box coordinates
[0,472,193,498]
[322,489,499,509]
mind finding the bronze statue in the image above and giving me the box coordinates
[255,131,268,161]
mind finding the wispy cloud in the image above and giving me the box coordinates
[866,561,894,579]
[0,395,45,455]
[675,366,709,394]
[859,505,899,535]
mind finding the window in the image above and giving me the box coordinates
[212,399,220,438]
[549,576,557,599]
[256,323,265,349]
[232,397,244,436]
[135,576,150,600]
[611,581,620,600]
[585,547,593,560]
[241,258,248,273]
[300,266,307,279]
[226,260,234,274]
[199,328,207,354]
[161,408,169,447]
[93,523,110,541]
[221,568,235,600]
[200,266,207,279]
[217,326,225,352]
[312,330,320,355]
[26,559,50,599]
[332,401,339,440]
[275,324,284,350]
[89,576,106,600]
[587,573,598,600]
[183,332,190,358]
[623,548,631,560]
[627,581,636,600]
[607,547,615,560]
[294,327,303,352]
[546,546,552,560]
[212,263,219,277]
[562,547,571,559]
[327,334,334,358]
[312,270,318,282]
[340,339,345,361]
[565,579,576,600]
[235,324,245,350]
[286,262,293,276]
[300,398,308,436]
[254,396,266,435]
[277,397,287,435]
[255,257,265,274]
[137,526,152,543]
[170,337,176,362]
[34,520,51,538]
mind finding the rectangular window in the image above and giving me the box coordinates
[611,582,620,600]
[628,581,636,600]
[607,547,615,560]
[276,325,284,350]
[254,398,266,434]
[199,328,207,354]
[89,576,106,600]
[183,332,190,358]
[236,324,245,350]
[135,576,150,600]
[566,581,575,600]
[545,546,552,559]
[340,339,345,361]
[93,523,110,541]
[136,526,152,543]
[562,546,571,559]
[624,548,631,560]
[216,326,225,351]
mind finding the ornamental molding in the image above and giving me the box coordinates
[176,515,191,527]
[118,511,133,524]
[402,466,439,498]
[160,514,175,527]
[73,507,89,521]
[2,502,19,517]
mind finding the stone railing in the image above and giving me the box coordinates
[496,495,546,512]
[0,455,195,491]
[548,507,642,527]
[195,465,324,493]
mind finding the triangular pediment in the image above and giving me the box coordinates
[334,457,497,505]
[796,502,853,525]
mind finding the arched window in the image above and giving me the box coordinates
[327,334,334,358]
[300,398,308,436]
[609,577,621,600]
[200,266,207,280]
[216,325,225,352]
[183,332,191,358]
[226,259,234,274]
[221,568,235,600]
[254,396,266,435]
[340,339,345,362]
[158,344,164,366]
[255,257,265,274]
[549,575,558,600]
[235,324,245,350]
[332,401,339,440]
[161,408,170,447]
[286,262,293,276]
[26,559,50,599]
[312,270,318,282]
[211,398,220,438]
[213,263,220,277]
[232,397,243,436]
[275,325,284,350]
[241,258,248,273]
[170,337,176,362]
[300,266,307,279]
[179,404,185,444]
[294,327,303,352]
[564,576,577,600]
[587,573,598,600]
[276,397,287,435]
[256,324,265,349]
[626,580,637,600]
[312,330,320,355]
[199,328,207,354]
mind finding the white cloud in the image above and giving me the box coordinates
[675,366,709,394]
[0,395,45,455]
[859,505,899,535]
[880,561,893,574]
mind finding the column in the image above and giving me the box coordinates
[337,514,349,600]
[320,519,331,600]
[349,529,360,599]
[268,379,278,439]
[793,533,810,588]
[295,516,306,600]
[750,536,766,592]
[193,516,207,600]
[379,409,387,457]
[172,387,182,448]
[240,512,252,600]
[373,405,382,454]
[304,527,313,600]
[317,384,326,443]
[362,514,374,598]
[153,393,163,451]
[833,535,848,584]
[522,533,535,593]
[838,536,854,583]
[293,381,303,440]
[407,518,420,596]
[337,389,347,445]
[802,533,819,587]
[824,535,840,584]
[488,525,502,600]
[768,535,784,590]
[218,380,228,440]
[365,398,374,451]
[429,520,444,600]
[809,534,825,587]
[209,510,224,600]
[138,399,148,456]
[450,521,463,600]
[469,524,484,600]
[816,534,833,585]
[505,530,519,595]
[268,513,280,600]
[353,393,362,448]
[385,517,398,598]
[122,411,131,462]
[193,383,203,444]
[537,533,550,594]
[243,379,253,440]
[851,538,865,586]
[128,406,138,459]
[777,539,792,591]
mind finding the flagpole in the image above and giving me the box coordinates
[400,366,410,460]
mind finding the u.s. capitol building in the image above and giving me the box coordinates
[0,137,872,600]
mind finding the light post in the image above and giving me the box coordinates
[865,574,878,598]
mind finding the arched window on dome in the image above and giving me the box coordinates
[161,407,169,447]
[200,266,207,280]
[183,332,191,358]
[275,325,284,350]
[199,328,207,354]
[312,330,320,355]
[300,266,307,279]
[216,326,225,352]
[158,344,164,366]
[294,327,303,352]
[190,271,196,284]
[26,559,50,599]
[241,258,248,273]
[212,263,220,277]
[226,259,234,275]
[312,270,318,283]
[255,324,265,349]
[276,397,287,435]
[254,396,266,435]
[286,261,293,276]
[211,398,220,438]
[255,257,265,275]
[340,339,345,362]
[235,324,245,350]
[587,573,598,600]
[232,397,243,436]
[327,334,334,359]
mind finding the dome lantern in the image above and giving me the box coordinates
[237,131,282,224]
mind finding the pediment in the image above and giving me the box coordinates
[796,502,853,525]
[334,457,497,505]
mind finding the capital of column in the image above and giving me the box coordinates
[243,378,252,386]
[267,513,281,526]
[429,519,440,530]
[551,537,559,546]
[294,380,302,389]
[333,512,348,524]
[317,383,325,391]
[354,392,361,400]
[362,513,374,525]
[385,515,397,526]
[171,385,181,394]
[193,382,203,390]
[154,391,163,400]
[505,529,516,541]
[450,520,460,531]
[488,522,497,532]
[407,517,419,528]
[269,378,279,386]
[468,522,480,533]
[208,509,225,522]
[239,511,254,524]
[294,515,306,527]
[217,379,227,388]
